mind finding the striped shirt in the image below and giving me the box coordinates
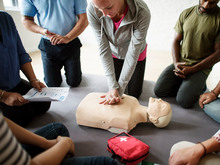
[0,111,31,165]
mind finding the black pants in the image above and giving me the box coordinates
[38,38,82,87]
[154,64,208,108]
[113,58,146,99]
[0,79,51,127]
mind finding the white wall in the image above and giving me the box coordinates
[0,0,4,10]
[79,0,207,51]
[6,11,41,52]
[2,0,220,52]
[144,0,198,51]
[1,0,40,52]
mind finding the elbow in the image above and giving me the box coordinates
[84,19,89,29]
[86,20,89,28]
[21,15,34,30]
[216,52,220,62]
[21,16,26,27]
[21,19,29,31]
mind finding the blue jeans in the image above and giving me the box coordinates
[38,38,82,87]
[203,98,220,123]
[23,123,118,165]
[154,64,208,108]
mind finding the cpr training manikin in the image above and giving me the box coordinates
[76,93,172,133]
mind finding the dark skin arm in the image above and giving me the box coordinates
[172,31,220,78]
[171,32,186,78]
[199,80,220,108]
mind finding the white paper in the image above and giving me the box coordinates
[23,87,69,102]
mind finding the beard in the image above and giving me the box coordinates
[198,0,217,13]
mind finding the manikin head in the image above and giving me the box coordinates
[92,0,126,18]
[198,0,219,14]
[147,97,172,128]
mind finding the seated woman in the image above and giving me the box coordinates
[76,93,172,133]
[0,110,118,165]
[169,129,220,165]
[0,11,50,127]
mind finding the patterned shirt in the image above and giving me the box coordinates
[213,129,220,145]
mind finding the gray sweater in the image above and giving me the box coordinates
[87,0,151,96]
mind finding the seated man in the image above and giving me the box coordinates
[76,93,172,133]
[154,0,220,108]
[0,11,50,127]
[199,80,220,124]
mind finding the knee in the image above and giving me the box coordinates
[154,85,164,98]
[41,102,51,113]
[52,123,70,137]
[12,108,34,127]
[176,97,196,109]
[34,102,51,114]
[45,80,62,87]
[67,76,82,87]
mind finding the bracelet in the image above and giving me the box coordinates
[211,90,218,98]
[29,79,40,82]
[0,90,4,100]
[197,142,206,156]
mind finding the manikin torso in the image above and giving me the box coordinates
[76,93,172,133]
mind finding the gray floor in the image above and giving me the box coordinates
[26,74,220,165]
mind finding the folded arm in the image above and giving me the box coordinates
[4,117,75,165]
[50,13,88,45]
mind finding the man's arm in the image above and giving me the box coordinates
[50,13,88,45]
[21,16,55,38]
[180,43,220,76]
[171,31,186,78]
[171,32,182,64]
[190,43,220,73]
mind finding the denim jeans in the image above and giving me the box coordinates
[23,123,118,165]
[38,38,82,87]
[154,64,208,108]
[203,98,220,123]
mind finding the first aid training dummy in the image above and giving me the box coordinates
[76,93,172,133]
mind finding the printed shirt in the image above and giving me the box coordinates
[213,129,220,145]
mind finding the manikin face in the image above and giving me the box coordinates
[147,97,171,124]
[198,0,219,14]
[92,0,124,18]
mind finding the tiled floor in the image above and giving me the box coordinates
[23,45,220,92]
